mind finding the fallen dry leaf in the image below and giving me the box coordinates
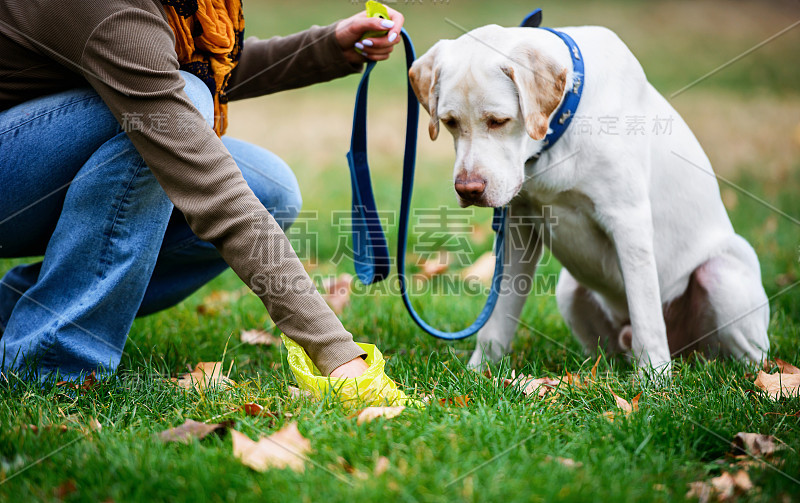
[356,406,406,425]
[611,389,632,414]
[687,470,753,502]
[87,417,102,433]
[241,403,277,418]
[590,355,601,381]
[438,395,470,407]
[170,362,236,392]
[159,419,232,444]
[27,424,68,434]
[374,456,390,476]
[418,252,450,279]
[686,481,713,503]
[560,370,587,388]
[603,389,640,421]
[232,423,311,472]
[196,289,244,316]
[54,479,77,500]
[631,392,642,412]
[460,251,496,285]
[500,373,560,399]
[56,371,99,393]
[774,358,800,374]
[321,273,353,314]
[332,456,369,479]
[240,329,281,346]
[731,432,785,457]
[754,370,800,400]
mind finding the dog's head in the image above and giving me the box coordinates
[410,25,567,207]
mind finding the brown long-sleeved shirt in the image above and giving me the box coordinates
[0,0,367,374]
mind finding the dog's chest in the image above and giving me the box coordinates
[527,191,624,296]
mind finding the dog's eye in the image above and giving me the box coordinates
[488,117,510,129]
[443,118,458,129]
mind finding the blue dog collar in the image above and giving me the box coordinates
[521,9,585,152]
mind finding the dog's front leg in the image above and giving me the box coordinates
[468,204,543,369]
[604,205,672,378]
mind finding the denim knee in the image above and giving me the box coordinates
[271,177,303,230]
[179,71,214,128]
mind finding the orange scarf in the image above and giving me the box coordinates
[161,0,244,135]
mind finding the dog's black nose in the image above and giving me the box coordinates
[454,176,486,200]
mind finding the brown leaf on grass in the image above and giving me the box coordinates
[631,392,642,412]
[417,252,450,279]
[603,389,640,421]
[56,371,99,392]
[460,251,496,285]
[374,456,390,476]
[54,479,77,500]
[731,432,785,457]
[754,370,800,400]
[232,423,311,472]
[321,273,353,314]
[611,389,632,414]
[87,417,102,433]
[196,289,244,316]
[240,329,281,347]
[27,424,68,434]
[169,362,236,392]
[559,370,587,388]
[590,355,601,381]
[159,419,233,444]
[356,406,406,425]
[686,481,713,503]
[332,457,369,480]
[774,358,800,374]
[712,471,753,499]
[499,373,560,399]
[687,470,753,502]
[439,395,470,407]
[241,403,277,418]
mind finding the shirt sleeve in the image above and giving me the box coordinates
[225,22,364,101]
[79,8,366,374]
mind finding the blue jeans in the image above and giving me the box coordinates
[0,71,302,380]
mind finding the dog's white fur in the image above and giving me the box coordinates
[409,25,769,374]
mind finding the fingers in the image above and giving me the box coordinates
[337,6,406,62]
[358,7,405,48]
[360,44,395,61]
[384,6,405,41]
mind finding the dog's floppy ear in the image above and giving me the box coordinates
[502,49,567,141]
[409,42,444,141]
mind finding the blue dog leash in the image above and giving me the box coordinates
[346,29,507,340]
[346,9,584,340]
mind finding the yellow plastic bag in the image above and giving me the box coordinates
[281,334,415,407]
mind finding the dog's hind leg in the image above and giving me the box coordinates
[468,205,543,369]
[672,235,770,363]
[556,269,626,355]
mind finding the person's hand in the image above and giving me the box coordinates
[329,356,369,378]
[335,6,405,63]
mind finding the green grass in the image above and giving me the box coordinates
[2,0,800,501]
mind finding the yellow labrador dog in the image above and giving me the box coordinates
[409,25,769,376]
